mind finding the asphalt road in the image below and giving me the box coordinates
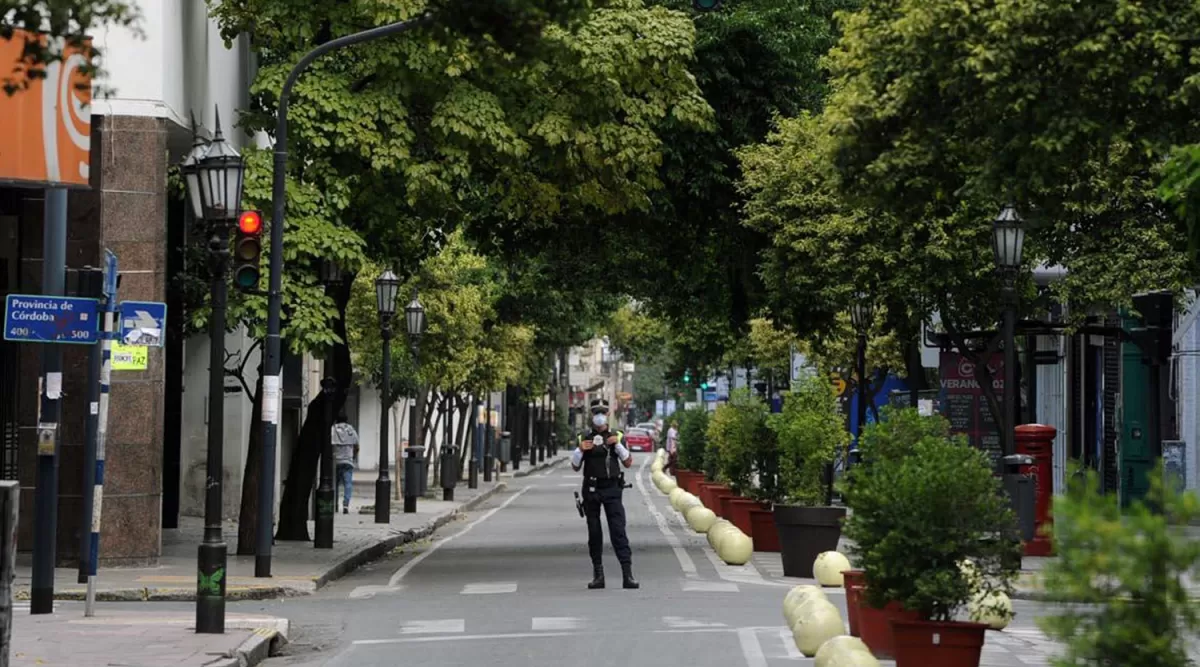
[222,457,1061,667]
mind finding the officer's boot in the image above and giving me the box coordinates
[588,564,605,590]
[621,563,639,590]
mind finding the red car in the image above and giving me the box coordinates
[624,428,654,452]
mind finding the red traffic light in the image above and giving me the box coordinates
[238,211,262,235]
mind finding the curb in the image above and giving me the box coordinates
[210,618,290,667]
[18,482,508,603]
[512,454,568,478]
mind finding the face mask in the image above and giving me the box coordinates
[592,413,608,427]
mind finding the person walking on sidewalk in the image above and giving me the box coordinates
[571,398,639,590]
[332,412,359,514]
[665,420,678,476]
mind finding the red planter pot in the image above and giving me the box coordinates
[718,493,742,519]
[728,498,763,536]
[708,486,735,515]
[842,570,866,637]
[858,601,922,659]
[696,482,722,507]
[891,619,988,667]
[748,508,780,551]
[676,470,702,494]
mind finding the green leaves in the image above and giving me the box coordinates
[1037,464,1200,667]
[843,433,1021,622]
[707,388,771,496]
[675,406,710,471]
[768,376,846,506]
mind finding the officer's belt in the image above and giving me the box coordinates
[585,476,622,488]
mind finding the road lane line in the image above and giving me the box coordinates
[737,627,769,667]
[388,486,531,587]
[634,456,698,576]
[354,631,575,646]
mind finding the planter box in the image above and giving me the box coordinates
[718,493,742,519]
[709,486,735,516]
[728,498,762,536]
[891,619,988,667]
[842,569,866,637]
[696,482,722,508]
[676,470,702,494]
[749,508,780,552]
[859,601,922,660]
[773,505,846,578]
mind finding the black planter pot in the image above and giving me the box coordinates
[773,505,847,578]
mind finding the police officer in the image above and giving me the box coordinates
[571,398,638,590]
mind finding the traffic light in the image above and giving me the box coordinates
[233,210,263,292]
[700,381,710,391]
[693,0,722,10]
[683,370,691,384]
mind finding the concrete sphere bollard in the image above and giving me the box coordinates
[686,505,718,533]
[785,590,832,628]
[668,488,687,510]
[660,476,678,494]
[959,558,982,590]
[813,551,853,587]
[968,589,1013,630]
[791,598,846,657]
[678,493,702,514]
[707,520,736,550]
[783,585,827,623]
[719,529,753,565]
[813,636,878,667]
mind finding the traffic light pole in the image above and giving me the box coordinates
[260,13,434,577]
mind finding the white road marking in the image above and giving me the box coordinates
[557,483,578,487]
[662,616,727,629]
[682,580,740,592]
[400,619,465,634]
[737,627,769,667]
[388,486,531,587]
[348,584,403,600]
[634,457,698,577]
[355,631,575,646]
[460,581,518,595]
[780,628,802,659]
[532,617,584,631]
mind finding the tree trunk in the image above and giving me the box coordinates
[393,401,406,501]
[276,276,355,542]
[456,394,470,476]
[235,372,265,555]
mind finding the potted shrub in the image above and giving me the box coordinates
[1037,462,1200,667]
[675,408,709,494]
[840,407,960,650]
[709,389,769,517]
[843,435,1020,666]
[766,376,848,578]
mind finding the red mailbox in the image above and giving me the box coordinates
[1014,424,1056,556]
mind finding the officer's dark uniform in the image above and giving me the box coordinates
[576,401,638,590]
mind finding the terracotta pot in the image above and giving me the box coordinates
[891,619,988,667]
[676,470,701,494]
[748,508,780,552]
[728,498,762,536]
[773,505,846,578]
[858,600,922,659]
[708,486,735,515]
[842,570,866,637]
[695,482,719,507]
[718,493,742,519]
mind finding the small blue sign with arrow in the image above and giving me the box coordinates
[118,301,167,347]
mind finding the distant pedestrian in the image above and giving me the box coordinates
[665,421,678,475]
[332,412,359,514]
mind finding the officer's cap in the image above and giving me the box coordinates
[590,398,610,414]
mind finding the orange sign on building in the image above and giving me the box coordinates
[0,30,92,188]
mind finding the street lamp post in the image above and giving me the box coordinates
[257,13,434,577]
[404,289,427,513]
[849,294,875,463]
[993,205,1026,460]
[374,270,400,523]
[181,108,246,635]
[315,259,343,549]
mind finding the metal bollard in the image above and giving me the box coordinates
[403,446,425,513]
[440,445,458,501]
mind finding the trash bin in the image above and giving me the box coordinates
[499,431,512,464]
[440,445,458,500]
[1001,454,1036,542]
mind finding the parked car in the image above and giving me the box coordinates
[635,422,660,441]
[624,428,655,452]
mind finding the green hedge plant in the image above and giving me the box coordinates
[767,376,847,507]
[707,389,771,497]
[841,407,951,510]
[676,407,709,472]
[843,436,1021,621]
[1037,463,1200,667]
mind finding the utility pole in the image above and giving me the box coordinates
[31,189,67,615]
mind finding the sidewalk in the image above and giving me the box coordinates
[11,608,287,667]
[15,479,507,603]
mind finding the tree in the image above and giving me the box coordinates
[1,0,140,94]
[818,0,1198,309]
[209,0,711,541]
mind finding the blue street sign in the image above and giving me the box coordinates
[103,249,118,298]
[4,295,100,344]
[118,301,167,347]
[703,391,718,402]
